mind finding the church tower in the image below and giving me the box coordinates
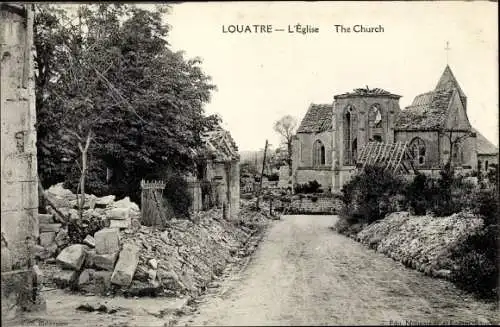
[331,87,402,189]
[434,65,467,112]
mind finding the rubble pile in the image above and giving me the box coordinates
[38,184,272,298]
[355,211,484,279]
[36,183,140,261]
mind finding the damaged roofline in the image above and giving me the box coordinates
[334,94,402,100]
[394,128,475,133]
[1,3,27,17]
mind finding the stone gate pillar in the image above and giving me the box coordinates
[1,3,45,320]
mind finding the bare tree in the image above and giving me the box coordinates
[273,115,297,176]
[439,129,475,171]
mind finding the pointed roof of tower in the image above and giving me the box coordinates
[435,65,466,100]
[395,65,468,130]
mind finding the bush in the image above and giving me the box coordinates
[473,188,499,226]
[405,172,433,215]
[294,180,321,194]
[341,165,406,224]
[450,224,498,300]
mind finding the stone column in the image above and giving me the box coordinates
[228,160,240,220]
[1,4,45,320]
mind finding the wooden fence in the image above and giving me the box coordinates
[140,180,167,228]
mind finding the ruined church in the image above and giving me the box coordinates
[292,65,499,192]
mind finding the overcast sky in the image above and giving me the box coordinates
[164,1,498,152]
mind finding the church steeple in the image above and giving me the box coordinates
[435,65,467,109]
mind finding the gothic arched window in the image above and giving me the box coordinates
[369,104,383,128]
[344,105,356,165]
[352,138,358,164]
[313,140,325,166]
[409,137,426,166]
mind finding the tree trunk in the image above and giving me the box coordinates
[78,131,92,220]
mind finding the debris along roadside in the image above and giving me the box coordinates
[37,183,273,302]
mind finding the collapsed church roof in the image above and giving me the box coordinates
[334,87,401,99]
[395,65,465,130]
[394,89,454,130]
[197,128,240,162]
[297,103,333,133]
[474,128,499,155]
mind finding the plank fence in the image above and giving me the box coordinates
[140,180,167,228]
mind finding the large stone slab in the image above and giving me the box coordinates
[54,229,69,248]
[95,195,116,208]
[109,219,130,229]
[38,214,54,224]
[53,270,78,288]
[93,271,112,295]
[107,208,130,220]
[39,232,56,247]
[111,244,139,287]
[56,244,87,270]
[93,252,119,271]
[94,228,120,254]
[83,235,96,248]
[40,223,62,233]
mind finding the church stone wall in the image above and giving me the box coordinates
[334,96,400,167]
[394,131,440,169]
[438,132,477,169]
[295,131,332,167]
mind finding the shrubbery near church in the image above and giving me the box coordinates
[335,164,499,300]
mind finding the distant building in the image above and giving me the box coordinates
[292,65,498,192]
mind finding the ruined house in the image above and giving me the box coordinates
[187,128,240,219]
[292,65,499,191]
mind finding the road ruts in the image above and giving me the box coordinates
[176,215,498,326]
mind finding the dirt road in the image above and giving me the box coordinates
[176,215,498,326]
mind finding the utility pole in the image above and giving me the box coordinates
[256,140,268,209]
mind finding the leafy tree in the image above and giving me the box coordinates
[34,4,220,204]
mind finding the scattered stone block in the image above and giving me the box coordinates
[70,197,96,210]
[68,209,80,220]
[53,270,78,288]
[149,258,158,270]
[111,244,139,286]
[34,245,47,260]
[83,235,96,248]
[93,252,119,271]
[39,232,56,247]
[125,280,162,297]
[148,269,157,283]
[40,223,62,233]
[78,269,95,287]
[56,244,87,270]
[54,229,69,248]
[38,214,54,224]
[108,208,130,220]
[109,219,130,229]
[45,242,59,258]
[84,249,96,268]
[94,228,121,254]
[95,195,116,208]
[93,271,112,295]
